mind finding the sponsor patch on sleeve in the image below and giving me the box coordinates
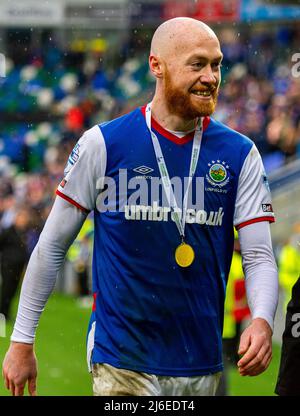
[262,203,273,213]
[64,142,81,175]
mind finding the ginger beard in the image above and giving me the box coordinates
[163,66,219,119]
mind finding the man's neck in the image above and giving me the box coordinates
[150,97,197,132]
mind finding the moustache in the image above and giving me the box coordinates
[189,86,218,94]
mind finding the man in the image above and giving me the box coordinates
[2,17,278,396]
[275,276,300,395]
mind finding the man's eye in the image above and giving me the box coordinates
[191,62,222,69]
[192,63,204,68]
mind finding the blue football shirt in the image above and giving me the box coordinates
[57,105,275,376]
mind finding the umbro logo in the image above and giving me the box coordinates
[133,165,154,175]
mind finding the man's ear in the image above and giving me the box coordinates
[149,55,163,79]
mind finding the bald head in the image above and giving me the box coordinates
[149,18,223,126]
[151,17,219,59]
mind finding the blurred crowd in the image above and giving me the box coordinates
[0,23,300,307]
[215,24,300,171]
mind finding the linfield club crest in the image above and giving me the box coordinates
[206,160,230,187]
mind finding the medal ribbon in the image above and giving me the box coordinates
[145,103,203,241]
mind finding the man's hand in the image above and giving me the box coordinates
[2,342,37,396]
[237,317,272,377]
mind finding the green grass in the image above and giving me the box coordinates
[0,292,281,396]
[0,292,92,396]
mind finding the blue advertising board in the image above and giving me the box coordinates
[241,0,300,21]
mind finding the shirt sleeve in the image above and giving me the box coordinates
[239,221,279,331]
[11,197,87,343]
[56,125,107,212]
[234,144,275,230]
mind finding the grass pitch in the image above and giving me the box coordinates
[0,292,281,396]
[0,293,92,396]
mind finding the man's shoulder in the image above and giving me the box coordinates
[73,124,104,154]
[98,107,143,133]
[79,106,141,144]
[75,107,143,157]
[208,117,254,148]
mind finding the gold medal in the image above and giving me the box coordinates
[175,242,195,268]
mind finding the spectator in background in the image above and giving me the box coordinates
[266,95,298,160]
[0,206,31,321]
[0,181,16,231]
[67,216,94,308]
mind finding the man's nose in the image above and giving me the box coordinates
[199,66,217,84]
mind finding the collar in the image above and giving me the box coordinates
[140,105,210,145]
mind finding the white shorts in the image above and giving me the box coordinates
[92,363,222,396]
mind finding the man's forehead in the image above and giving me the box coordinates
[186,47,223,61]
[151,18,220,58]
[171,36,222,60]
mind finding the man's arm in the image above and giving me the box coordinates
[2,196,87,396]
[237,221,278,376]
